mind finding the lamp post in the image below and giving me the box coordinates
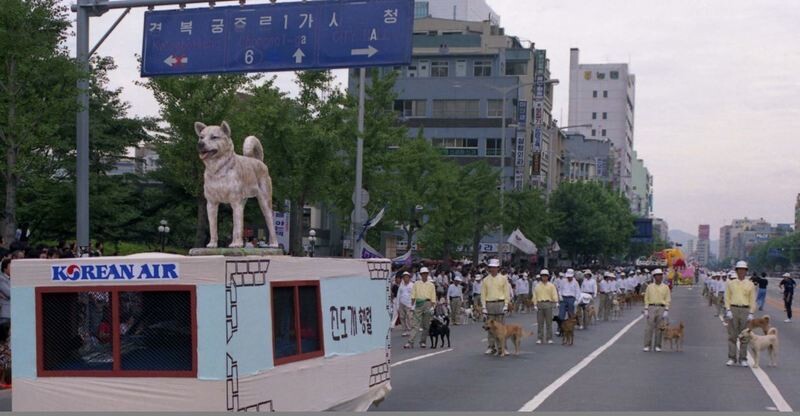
[157,219,170,252]
[308,229,317,257]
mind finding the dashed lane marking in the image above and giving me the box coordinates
[391,348,453,368]
[747,351,792,412]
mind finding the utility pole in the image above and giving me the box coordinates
[352,67,366,259]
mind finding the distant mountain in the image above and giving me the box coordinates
[669,229,696,246]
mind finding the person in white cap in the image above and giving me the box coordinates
[779,272,795,322]
[397,271,414,336]
[598,272,615,321]
[481,258,510,354]
[532,270,558,344]
[447,276,464,325]
[716,274,728,318]
[558,269,581,324]
[515,272,531,313]
[725,261,756,366]
[581,269,597,306]
[643,268,670,352]
[404,267,436,349]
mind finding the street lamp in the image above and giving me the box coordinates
[157,219,170,252]
[308,229,317,257]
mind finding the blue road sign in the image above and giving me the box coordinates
[142,0,413,77]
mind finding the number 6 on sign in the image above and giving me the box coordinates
[245,50,254,65]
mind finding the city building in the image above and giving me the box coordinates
[630,151,652,217]
[686,239,695,259]
[414,0,500,24]
[652,217,669,243]
[696,224,710,266]
[568,48,637,201]
[718,218,792,262]
[561,133,613,184]
[352,17,558,193]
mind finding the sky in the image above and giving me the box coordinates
[75,0,800,240]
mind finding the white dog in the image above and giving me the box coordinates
[195,121,278,248]
[738,327,779,368]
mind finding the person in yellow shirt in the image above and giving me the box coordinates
[724,261,757,366]
[404,267,436,349]
[643,269,671,352]
[480,259,510,354]
[532,270,558,344]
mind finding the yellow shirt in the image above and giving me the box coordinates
[725,278,756,313]
[411,280,436,304]
[532,282,558,305]
[644,283,671,309]
[481,273,511,308]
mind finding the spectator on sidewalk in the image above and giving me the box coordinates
[753,272,768,311]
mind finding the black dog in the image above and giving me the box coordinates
[429,315,451,348]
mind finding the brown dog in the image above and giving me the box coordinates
[739,327,778,368]
[561,317,578,346]
[659,321,685,351]
[747,315,771,335]
[482,319,532,356]
[585,305,597,325]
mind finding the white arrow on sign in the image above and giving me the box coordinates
[350,45,378,58]
[293,48,306,64]
[163,55,188,67]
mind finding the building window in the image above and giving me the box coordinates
[394,99,427,117]
[505,61,527,76]
[37,286,196,377]
[592,112,597,120]
[591,129,596,137]
[597,72,606,80]
[486,138,502,156]
[455,60,467,77]
[474,60,492,77]
[602,112,608,120]
[610,70,619,79]
[603,90,608,98]
[592,90,598,98]
[431,61,449,77]
[432,138,479,156]
[272,281,324,365]
[487,99,504,118]
[602,129,607,136]
[432,100,480,118]
[414,1,429,18]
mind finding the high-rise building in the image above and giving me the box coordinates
[718,218,785,262]
[568,48,636,200]
[562,133,613,184]
[652,218,669,243]
[696,224,710,266]
[414,0,500,24]
[630,151,652,217]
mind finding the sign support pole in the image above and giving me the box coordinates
[353,67,366,259]
[76,1,91,256]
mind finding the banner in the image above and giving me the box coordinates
[361,242,384,259]
[357,207,386,242]
[507,229,537,255]
[391,250,412,266]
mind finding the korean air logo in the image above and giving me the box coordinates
[51,263,180,282]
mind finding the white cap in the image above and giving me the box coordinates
[488,259,501,267]
[455,276,463,282]
[566,269,575,278]
[735,260,748,270]
[402,271,411,276]
[475,274,483,280]
[727,271,735,278]
[652,268,664,276]
[540,269,550,276]
[783,273,791,278]
[420,267,430,274]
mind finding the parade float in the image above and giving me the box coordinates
[11,254,392,411]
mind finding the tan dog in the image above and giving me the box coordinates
[195,121,278,248]
[612,298,621,320]
[747,315,771,335]
[659,321,685,351]
[739,327,778,368]
[585,305,597,325]
[482,319,532,356]
[561,317,578,345]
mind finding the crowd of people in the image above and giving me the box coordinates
[390,258,658,352]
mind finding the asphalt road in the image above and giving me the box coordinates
[371,284,799,412]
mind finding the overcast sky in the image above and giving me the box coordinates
[79,0,800,239]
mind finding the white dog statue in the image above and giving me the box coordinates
[195,121,278,248]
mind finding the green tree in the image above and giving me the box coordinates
[0,0,77,244]
[141,73,253,247]
[459,161,501,265]
[502,188,549,247]
[549,181,635,263]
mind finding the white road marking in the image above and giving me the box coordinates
[747,351,792,412]
[518,314,644,412]
[391,349,453,368]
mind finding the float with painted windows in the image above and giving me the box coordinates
[11,254,392,411]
